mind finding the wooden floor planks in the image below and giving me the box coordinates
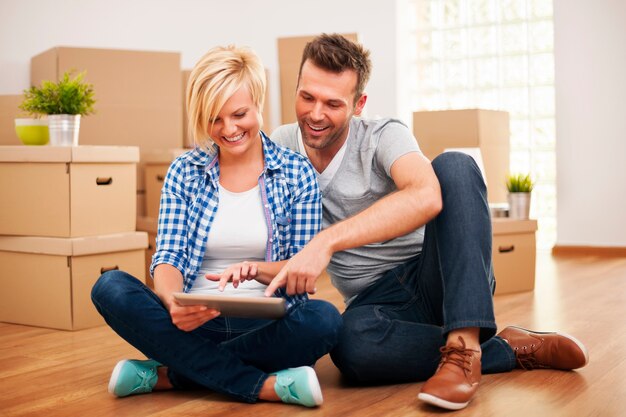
[1,252,625,416]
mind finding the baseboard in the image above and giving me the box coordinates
[552,245,626,257]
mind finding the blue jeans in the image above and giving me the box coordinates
[329,152,517,383]
[91,270,342,403]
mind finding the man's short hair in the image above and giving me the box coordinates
[299,33,372,101]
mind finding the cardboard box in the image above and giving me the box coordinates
[492,218,537,295]
[277,34,358,125]
[0,146,139,237]
[137,190,146,217]
[136,216,158,289]
[182,70,193,148]
[144,164,168,218]
[31,47,182,150]
[0,95,24,146]
[0,232,148,330]
[262,69,272,134]
[413,109,510,204]
[141,148,187,218]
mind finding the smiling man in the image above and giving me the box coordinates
[268,34,589,411]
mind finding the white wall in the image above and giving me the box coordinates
[0,0,400,131]
[554,0,626,247]
[3,0,625,247]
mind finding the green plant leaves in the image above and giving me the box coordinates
[20,71,96,116]
[505,173,534,192]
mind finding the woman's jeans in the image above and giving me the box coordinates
[330,152,517,383]
[91,271,342,403]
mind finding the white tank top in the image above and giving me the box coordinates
[190,184,268,296]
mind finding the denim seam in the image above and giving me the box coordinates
[251,373,268,400]
[391,259,424,307]
[224,317,232,340]
[431,221,446,327]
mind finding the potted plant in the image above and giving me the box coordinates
[19,71,95,146]
[505,173,534,219]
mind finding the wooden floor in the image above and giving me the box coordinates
[1,253,625,417]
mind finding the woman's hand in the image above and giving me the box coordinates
[153,264,220,332]
[205,261,259,291]
[164,294,220,332]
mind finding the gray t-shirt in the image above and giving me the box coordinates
[272,117,425,304]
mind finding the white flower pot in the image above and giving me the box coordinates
[48,114,80,146]
[508,192,531,219]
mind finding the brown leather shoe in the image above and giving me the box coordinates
[497,326,589,370]
[417,336,481,410]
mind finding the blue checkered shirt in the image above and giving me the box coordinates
[150,132,321,308]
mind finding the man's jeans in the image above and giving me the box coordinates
[330,152,517,383]
[91,271,342,403]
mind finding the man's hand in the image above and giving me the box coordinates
[205,261,259,291]
[264,235,333,296]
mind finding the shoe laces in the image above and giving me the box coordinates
[438,336,479,377]
[510,336,548,370]
[133,367,158,394]
[276,375,298,402]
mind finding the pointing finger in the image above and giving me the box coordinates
[265,267,287,297]
[219,271,231,292]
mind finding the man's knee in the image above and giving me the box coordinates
[330,328,372,382]
[432,151,481,179]
[329,308,384,383]
[431,151,486,195]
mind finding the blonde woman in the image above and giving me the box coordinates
[91,45,341,407]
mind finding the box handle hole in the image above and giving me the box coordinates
[96,177,113,186]
[156,175,165,182]
[498,245,515,253]
[100,265,119,274]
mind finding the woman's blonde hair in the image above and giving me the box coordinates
[186,45,266,148]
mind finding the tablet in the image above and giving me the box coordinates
[172,292,286,319]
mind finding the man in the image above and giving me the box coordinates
[266,33,588,411]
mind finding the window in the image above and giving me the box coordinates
[409,0,556,249]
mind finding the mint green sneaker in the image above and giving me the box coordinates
[273,366,323,407]
[108,359,161,397]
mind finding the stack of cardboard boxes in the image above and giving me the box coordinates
[0,145,147,330]
[0,46,192,329]
[0,46,275,314]
[413,109,537,295]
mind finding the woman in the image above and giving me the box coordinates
[91,45,341,408]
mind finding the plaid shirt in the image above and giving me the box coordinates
[150,132,321,308]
